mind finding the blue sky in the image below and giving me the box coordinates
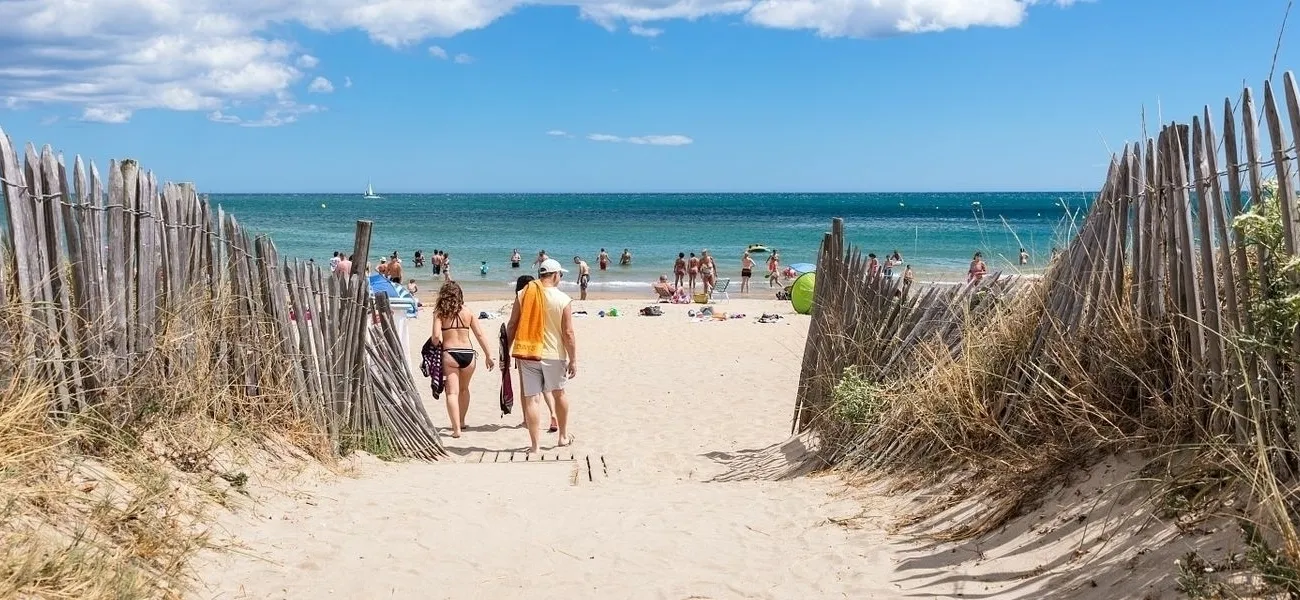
[1,0,1298,193]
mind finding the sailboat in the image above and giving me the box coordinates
[363,181,382,199]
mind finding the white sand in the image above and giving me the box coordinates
[192,295,1209,599]
[193,298,901,599]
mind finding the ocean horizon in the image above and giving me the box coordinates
[205,191,1093,294]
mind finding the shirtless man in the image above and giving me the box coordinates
[388,251,403,284]
[511,249,522,269]
[574,255,591,301]
[619,248,632,266]
[534,250,549,269]
[598,248,610,271]
[740,251,756,293]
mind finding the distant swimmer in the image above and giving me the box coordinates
[574,255,591,301]
[432,249,443,277]
[534,250,548,269]
[619,248,632,266]
[481,261,489,277]
[511,249,522,269]
[598,248,610,271]
[1019,247,1029,265]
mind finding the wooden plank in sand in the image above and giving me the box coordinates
[46,149,91,412]
[1262,80,1300,457]
[1203,105,1247,442]
[1169,125,1210,408]
[30,146,73,413]
[1221,95,1262,444]
[1193,116,1230,433]
[0,130,36,330]
[1241,86,1285,453]
[1130,142,1148,312]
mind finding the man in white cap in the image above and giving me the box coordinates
[507,258,577,452]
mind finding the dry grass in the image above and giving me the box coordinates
[0,290,332,599]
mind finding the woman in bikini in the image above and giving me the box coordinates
[432,281,495,438]
[967,251,988,283]
[687,252,700,292]
[674,252,687,289]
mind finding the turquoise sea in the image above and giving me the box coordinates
[209,192,1094,294]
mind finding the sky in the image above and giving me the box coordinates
[1,0,1299,193]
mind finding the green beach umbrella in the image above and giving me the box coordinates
[791,272,816,315]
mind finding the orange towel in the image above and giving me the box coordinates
[511,281,545,361]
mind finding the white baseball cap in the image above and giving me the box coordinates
[538,258,568,275]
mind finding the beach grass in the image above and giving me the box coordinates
[0,291,331,599]
[805,173,1300,593]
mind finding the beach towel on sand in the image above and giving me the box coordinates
[499,323,514,416]
[419,338,445,398]
[510,281,545,361]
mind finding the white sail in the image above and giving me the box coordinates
[364,181,380,198]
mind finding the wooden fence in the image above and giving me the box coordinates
[0,126,444,460]
[795,71,1300,474]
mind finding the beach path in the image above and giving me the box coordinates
[194,299,897,599]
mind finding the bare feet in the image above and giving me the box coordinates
[451,432,461,438]
[557,434,575,447]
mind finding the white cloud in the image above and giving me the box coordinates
[81,106,132,124]
[207,100,322,127]
[628,134,692,145]
[587,132,693,146]
[0,1,1077,124]
[39,115,60,126]
[629,24,663,37]
[546,129,573,137]
[454,53,474,64]
[344,76,353,87]
[308,76,335,93]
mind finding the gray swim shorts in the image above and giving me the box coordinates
[519,359,567,396]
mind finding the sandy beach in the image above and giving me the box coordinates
[192,297,903,599]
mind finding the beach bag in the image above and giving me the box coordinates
[639,306,663,316]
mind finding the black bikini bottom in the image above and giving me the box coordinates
[446,348,476,369]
